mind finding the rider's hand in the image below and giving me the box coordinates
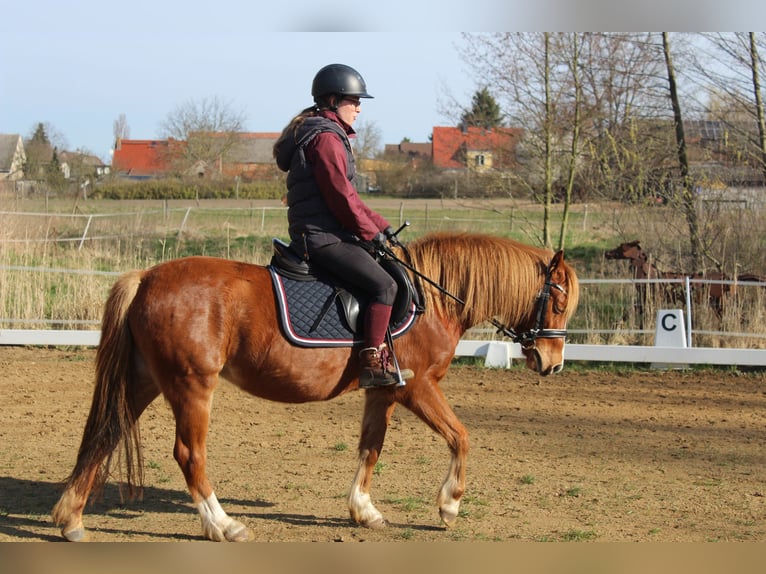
[383,226,402,247]
[372,232,387,250]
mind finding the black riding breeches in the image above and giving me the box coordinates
[307,241,397,306]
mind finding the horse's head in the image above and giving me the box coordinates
[512,250,579,376]
[604,240,644,262]
[410,234,578,376]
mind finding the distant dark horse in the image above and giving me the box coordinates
[604,240,686,327]
[52,232,579,542]
[604,240,731,326]
[736,273,766,286]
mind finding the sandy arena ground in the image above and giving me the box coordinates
[1,346,765,543]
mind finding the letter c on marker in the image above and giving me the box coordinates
[661,313,677,331]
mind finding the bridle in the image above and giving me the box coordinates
[377,236,569,352]
[489,259,569,350]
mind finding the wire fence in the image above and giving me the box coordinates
[0,201,603,248]
[1,203,765,349]
[1,264,764,349]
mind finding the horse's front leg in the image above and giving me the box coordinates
[348,390,397,528]
[170,381,250,542]
[398,383,469,527]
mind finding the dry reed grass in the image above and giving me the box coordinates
[1,198,764,348]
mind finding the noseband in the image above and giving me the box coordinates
[490,258,568,350]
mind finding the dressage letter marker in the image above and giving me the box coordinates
[651,309,688,370]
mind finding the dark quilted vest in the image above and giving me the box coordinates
[281,117,357,251]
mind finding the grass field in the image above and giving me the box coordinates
[1,196,765,348]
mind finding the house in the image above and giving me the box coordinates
[111,138,181,179]
[383,141,432,165]
[217,132,281,180]
[431,126,522,171]
[0,134,26,181]
[59,151,110,180]
[683,119,765,186]
[112,134,282,181]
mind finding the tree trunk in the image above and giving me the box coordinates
[542,32,553,249]
[749,33,766,183]
[558,33,582,251]
[662,32,702,271]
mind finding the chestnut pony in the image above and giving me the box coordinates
[52,232,579,542]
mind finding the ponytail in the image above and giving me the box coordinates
[273,105,319,160]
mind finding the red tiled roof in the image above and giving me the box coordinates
[112,134,283,178]
[112,139,184,177]
[432,126,522,169]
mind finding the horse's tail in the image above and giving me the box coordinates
[63,269,145,500]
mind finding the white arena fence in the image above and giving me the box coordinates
[2,328,765,368]
[1,265,765,368]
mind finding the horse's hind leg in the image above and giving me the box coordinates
[52,371,160,541]
[168,376,250,542]
[52,465,101,541]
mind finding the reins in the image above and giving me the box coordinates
[377,226,568,349]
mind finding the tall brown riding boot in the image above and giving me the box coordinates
[358,343,414,389]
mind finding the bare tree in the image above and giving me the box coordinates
[113,113,130,147]
[746,33,766,182]
[577,33,669,203]
[460,33,591,249]
[541,32,553,249]
[750,33,766,182]
[159,95,247,176]
[557,33,583,251]
[352,118,383,159]
[693,33,766,183]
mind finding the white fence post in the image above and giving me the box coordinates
[485,341,512,368]
[177,207,191,240]
[77,215,93,251]
[685,276,693,347]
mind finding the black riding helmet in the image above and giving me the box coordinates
[311,64,374,102]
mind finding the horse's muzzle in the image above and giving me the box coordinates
[528,348,564,376]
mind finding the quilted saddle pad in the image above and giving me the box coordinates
[269,267,417,347]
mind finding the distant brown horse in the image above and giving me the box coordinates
[736,273,766,286]
[51,232,579,542]
[604,240,730,324]
[604,240,686,327]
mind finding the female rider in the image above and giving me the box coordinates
[273,63,413,389]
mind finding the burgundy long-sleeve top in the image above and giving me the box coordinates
[304,111,389,241]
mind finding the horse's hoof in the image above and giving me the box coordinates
[364,517,388,530]
[224,521,251,542]
[62,527,88,542]
[439,507,459,528]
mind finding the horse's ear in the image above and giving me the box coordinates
[549,250,565,271]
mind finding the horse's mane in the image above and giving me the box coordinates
[405,232,579,329]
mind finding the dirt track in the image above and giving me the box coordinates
[1,346,765,542]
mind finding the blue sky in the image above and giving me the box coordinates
[0,3,480,161]
[1,1,760,162]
